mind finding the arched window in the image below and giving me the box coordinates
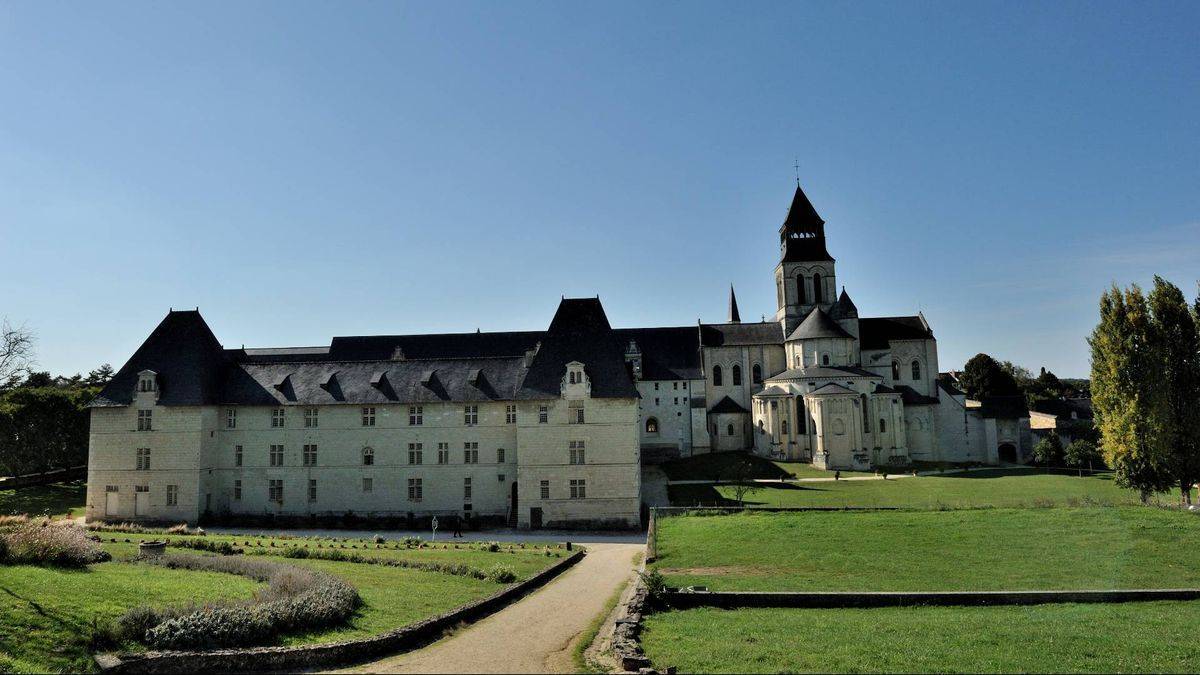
[726,423,735,437]
[891,360,900,380]
[797,396,807,434]
[832,419,845,435]
[362,447,375,466]
[796,273,806,304]
[732,365,742,386]
[862,394,871,433]
[822,353,830,366]
[812,273,823,303]
[646,417,659,434]
[712,365,723,386]
[752,364,762,384]
[879,418,887,433]
[569,371,576,384]
[911,360,922,380]
[781,420,789,435]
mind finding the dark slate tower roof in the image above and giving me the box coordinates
[787,307,854,341]
[517,298,638,400]
[829,287,859,319]
[91,310,228,407]
[728,285,741,323]
[779,183,834,263]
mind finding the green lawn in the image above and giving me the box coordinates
[659,451,872,481]
[652,507,1200,591]
[668,468,1145,508]
[642,602,1200,673]
[0,560,260,673]
[0,481,87,518]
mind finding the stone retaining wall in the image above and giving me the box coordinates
[664,588,1200,609]
[611,580,651,672]
[0,465,86,490]
[96,548,585,673]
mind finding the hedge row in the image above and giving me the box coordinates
[252,545,519,584]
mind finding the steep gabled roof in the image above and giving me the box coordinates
[787,307,854,341]
[700,322,784,347]
[91,310,228,407]
[709,395,749,414]
[859,316,934,350]
[613,326,702,381]
[829,288,858,319]
[517,298,638,400]
[809,383,857,396]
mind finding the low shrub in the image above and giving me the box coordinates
[1,521,111,567]
[484,541,501,552]
[486,563,517,584]
[254,546,521,582]
[87,521,204,536]
[121,553,359,650]
[0,514,30,527]
[169,538,241,555]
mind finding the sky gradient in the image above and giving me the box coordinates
[2,2,1197,378]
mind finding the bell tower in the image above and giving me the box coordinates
[773,183,837,336]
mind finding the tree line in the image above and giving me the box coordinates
[0,320,113,477]
[1090,277,1200,504]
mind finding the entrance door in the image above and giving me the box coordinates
[134,486,150,516]
[530,507,542,529]
[105,487,119,516]
[998,443,1017,463]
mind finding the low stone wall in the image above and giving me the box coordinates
[611,580,652,672]
[0,465,86,490]
[664,588,1200,609]
[96,548,585,673]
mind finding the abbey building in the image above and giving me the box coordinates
[86,184,1026,528]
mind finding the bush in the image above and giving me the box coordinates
[87,521,204,536]
[254,546,519,582]
[484,541,501,552]
[169,538,240,555]
[638,569,668,608]
[1065,439,1103,470]
[1,521,111,567]
[122,553,359,650]
[486,563,517,584]
[1032,433,1065,466]
[372,534,385,544]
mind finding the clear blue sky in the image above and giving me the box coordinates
[2,2,1196,379]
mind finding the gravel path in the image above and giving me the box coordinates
[337,542,644,674]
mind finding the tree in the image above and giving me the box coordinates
[0,320,35,390]
[1032,432,1065,467]
[1147,277,1200,504]
[958,354,1021,399]
[1065,439,1102,472]
[1089,285,1174,502]
[728,457,762,506]
[85,364,114,386]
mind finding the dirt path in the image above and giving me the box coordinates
[337,542,643,674]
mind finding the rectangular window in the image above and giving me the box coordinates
[654,382,659,390]
[505,404,517,424]
[569,440,586,465]
[235,445,243,467]
[497,448,506,463]
[269,479,283,503]
[271,408,285,428]
[540,480,550,500]
[362,407,376,427]
[106,485,119,493]
[270,444,284,467]
[226,408,237,429]
[569,479,586,499]
[437,442,449,464]
[673,382,678,390]
[303,444,318,466]
[538,406,548,424]
[304,407,319,428]
[166,484,178,506]
[233,480,242,500]
[655,398,659,406]
[362,477,373,493]
[137,409,152,431]
[568,400,584,424]
[308,479,318,502]
[408,442,423,465]
[464,405,478,425]
[407,478,422,501]
[135,447,151,470]
[463,442,479,464]
[409,405,423,426]
[463,477,472,501]
[362,448,375,465]
[683,382,687,389]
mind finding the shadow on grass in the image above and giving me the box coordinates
[0,480,87,517]
[659,451,792,482]
[667,483,828,506]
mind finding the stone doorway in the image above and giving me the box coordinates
[998,443,1017,463]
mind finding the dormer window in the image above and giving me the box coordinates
[563,362,588,392]
[137,370,158,394]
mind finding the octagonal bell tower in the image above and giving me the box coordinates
[773,183,837,336]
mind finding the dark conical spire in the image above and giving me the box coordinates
[830,286,859,319]
[779,183,834,263]
[728,284,741,323]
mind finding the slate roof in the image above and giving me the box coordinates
[894,385,939,406]
[978,395,1029,419]
[779,184,835,263]
[91,311,228,407]
[700,322,784,347]
[769,364,881,380]
[326,331,543,361]
[787,307,854,341]
[613,326,702,381]
[829,288,858,319]
[1030,398,1093,421]
[709,395,749,414]
[859,316,934,351]
[810,383,857,396]
[516,298,638,400]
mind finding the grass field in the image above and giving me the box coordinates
[0,560,260,673]
[667,468,1151,508]
[0,481,86,518]
[659,451,874,481]
[653,507,1200,591]
[641,602,1200,673]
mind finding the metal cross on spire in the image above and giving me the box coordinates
[793,157,800,185]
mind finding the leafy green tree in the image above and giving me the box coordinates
[1032,432,1065,467]
[85,364,114,386]
[1147,277,1200,504]
[958,354,1021,399]
[1064,439,1102,471]
[1089,285,1174,502]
